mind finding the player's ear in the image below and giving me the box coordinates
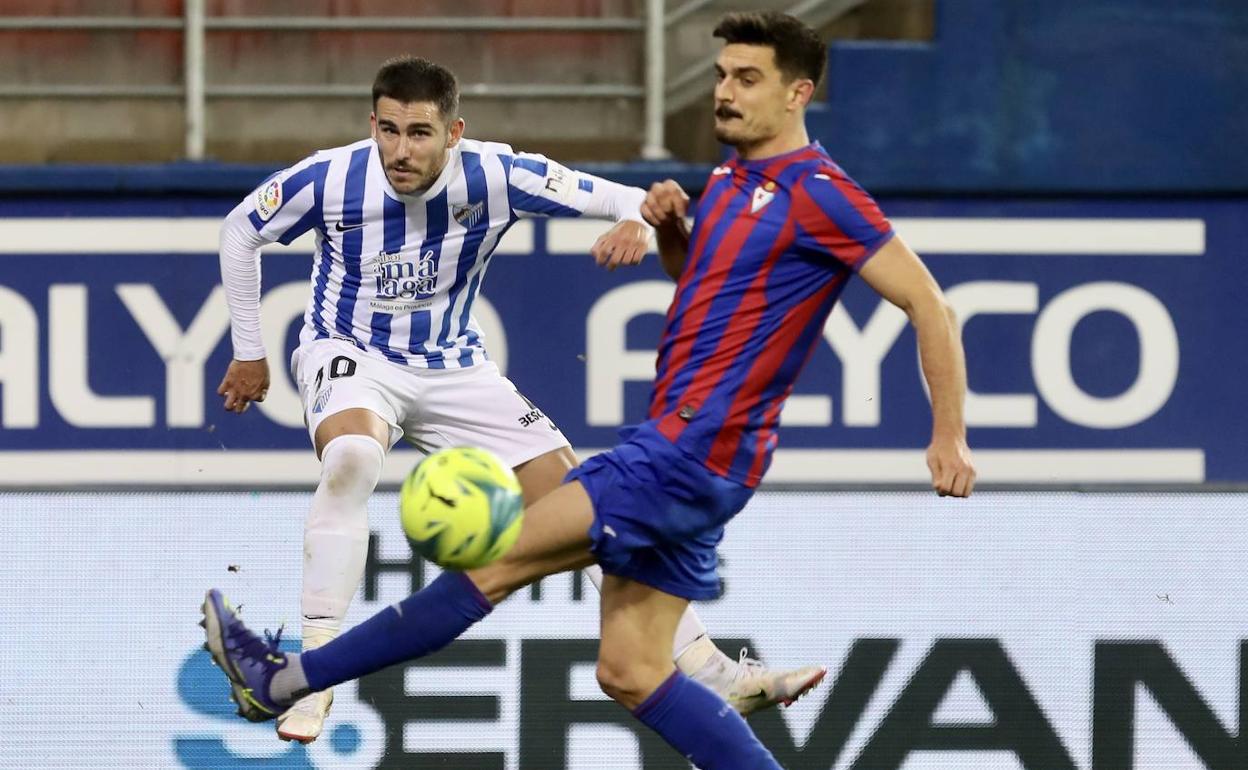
[447,117,466,148]
[789,79,815,111]
[369,111,378,139]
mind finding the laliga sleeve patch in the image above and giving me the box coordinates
[255,179,283,221]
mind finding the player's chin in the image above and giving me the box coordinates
[388,171,425,194]
[713,125,744,145]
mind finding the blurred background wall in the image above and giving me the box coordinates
[1,0,1245,195]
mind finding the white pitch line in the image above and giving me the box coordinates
[0,448,1205,486]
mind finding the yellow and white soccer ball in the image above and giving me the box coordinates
[399,446,525,570]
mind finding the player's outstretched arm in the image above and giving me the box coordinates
[858,236,976,497]
[641,180,691,281]
[218,200,277,415]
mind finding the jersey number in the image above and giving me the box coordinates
[314,355,357,390]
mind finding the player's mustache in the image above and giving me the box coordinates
[715,107,742,120]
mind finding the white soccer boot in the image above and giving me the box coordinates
[723,648,827,716]
[276,630,335,743]
[276,689,334,743]
[680,637,827,717]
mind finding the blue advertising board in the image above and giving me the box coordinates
[0,197,1242,486]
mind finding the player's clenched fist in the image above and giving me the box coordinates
[218,358,270,414]
[591,220,650,271]
[641,180,689,230]
[925,436,976,498]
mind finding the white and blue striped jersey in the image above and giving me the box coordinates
[219,137,647,368]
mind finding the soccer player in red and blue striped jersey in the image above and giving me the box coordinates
[647,141,897,486]
[201,11,974,768]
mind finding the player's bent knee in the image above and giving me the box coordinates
[595,658,635,704]
[596,654,669,708]
[314,407,392,460]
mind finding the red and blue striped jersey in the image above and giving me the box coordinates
[648,143,894,487]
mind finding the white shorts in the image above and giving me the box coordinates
[290,338,571,468]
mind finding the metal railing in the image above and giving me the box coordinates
[0,2,861,162]
[0,4,660,160]
[0,15,645,31]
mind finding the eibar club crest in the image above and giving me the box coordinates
[452,201,484,228]
[750,181,776,214]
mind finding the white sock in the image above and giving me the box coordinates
[677,637,737,687]
[581,563,732,677]
[301,434,384,645]
[672,602,710,660]
[302,627,337,652]
[288,629,335,707]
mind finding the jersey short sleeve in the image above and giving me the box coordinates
[792,166,894,270]
[242,154,330,245]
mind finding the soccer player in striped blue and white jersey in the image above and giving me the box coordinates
[215,56,824,743]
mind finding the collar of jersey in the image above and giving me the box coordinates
[732,140,824,170]
[374,141,461,203]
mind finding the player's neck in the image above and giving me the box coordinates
[735,125,810,163]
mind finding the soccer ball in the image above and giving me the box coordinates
[399,446,524,570]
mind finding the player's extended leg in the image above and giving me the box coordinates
[278,408,389,743]
[200,479,599,721]
[596,574,781,769]
[509,447,827,716]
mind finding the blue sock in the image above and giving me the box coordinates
[301,571,492,691]
[632,671,781,769]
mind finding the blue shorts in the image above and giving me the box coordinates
[565,423,754,600]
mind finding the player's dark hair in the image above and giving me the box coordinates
[713,11,826,86]
[372,56,460,123]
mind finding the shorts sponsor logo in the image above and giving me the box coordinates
[514,390,558,431]
[517,407,549,428]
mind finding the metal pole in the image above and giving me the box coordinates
[641,0,669,159]
[184,0,206,160]
[665,0,717,27]
[206,16,641,31]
